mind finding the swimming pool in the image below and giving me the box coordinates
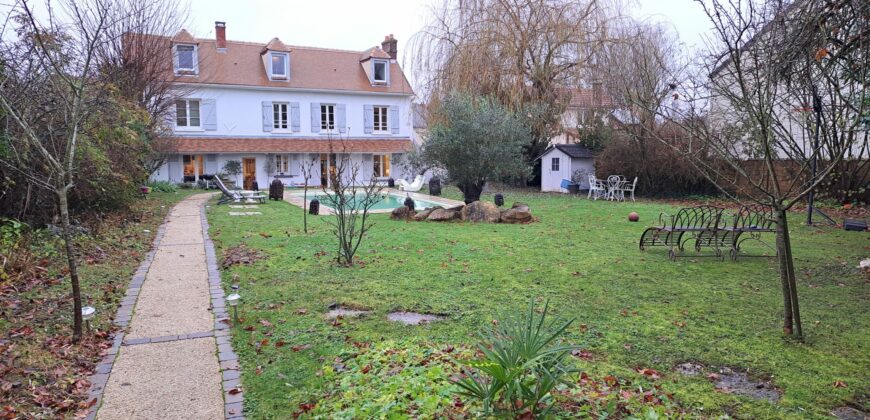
[297,192,445,211]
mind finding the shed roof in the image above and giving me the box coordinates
[538,144,595,160]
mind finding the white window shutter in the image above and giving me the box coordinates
[310,103,320,132]
[389,106,399,134]
[385,63,390,85]
[165,101,177,129]
[363,105,374,134]
[290,102,301,132]
[202,99,217,130]
[336,104,347,133]
[262,101,273,132]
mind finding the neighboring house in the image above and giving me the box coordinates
[550,85,617,145]
[149,22,415,189]
[537,144,595,192]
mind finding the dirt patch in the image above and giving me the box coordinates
[387,311,445,325]
[831,406,867,420]
[675,362,705,376]
[325,308,370,319]
[711,367,781,402]
[221,244,267,269]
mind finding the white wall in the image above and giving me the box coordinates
[174,85,414,138]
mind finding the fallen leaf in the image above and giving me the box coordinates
[296,308,308,315]
[259,319,273,327]
[833,380,848,388]
[228,387,242,395]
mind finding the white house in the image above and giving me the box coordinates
[550,85,617,145]
[149,22,416,189]
[538,144,595,192]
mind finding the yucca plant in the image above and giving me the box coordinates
[454,299,578,417]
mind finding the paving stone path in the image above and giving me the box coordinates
[91,194,243,420]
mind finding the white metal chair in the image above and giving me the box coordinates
[619,177,638,201]
[587,174,606,200]
[606,175,626,201]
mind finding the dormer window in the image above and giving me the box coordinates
[372,59,389,84]
[174,44,198,74]
[270,52,288,80]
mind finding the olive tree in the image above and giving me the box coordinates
[418,93,530,203]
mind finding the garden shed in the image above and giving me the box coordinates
[538,144,595,192]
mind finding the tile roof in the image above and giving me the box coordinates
[562,87,616,109]
[537,144,595,160]
[171,137,412,154]
[262,37,291,53]
[158,34,414,94]
[359,46,392,61]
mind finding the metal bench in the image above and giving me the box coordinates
[639,205,725,261]
[702,205,777,261]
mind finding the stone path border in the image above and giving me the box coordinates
[83,195,245,419]
[201,202,246,419]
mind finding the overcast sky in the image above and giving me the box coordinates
[181,0,713,63]
[2,0,714,72]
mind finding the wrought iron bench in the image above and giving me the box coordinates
[639,205,725,261]
[702,205,777,261]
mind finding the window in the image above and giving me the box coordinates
[270,52,287,79]
[175,99,201,127]
[320,104,335,130]
[275,155,290,173]
[175,44,197,72]
[551,157,560,171]
[273,103,288,129]
[373,60,387,83]
[373,154,391,178]
[373,106,388,132]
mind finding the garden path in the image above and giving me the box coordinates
[94,194,239,419]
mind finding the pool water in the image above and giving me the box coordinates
[308,192,441,211]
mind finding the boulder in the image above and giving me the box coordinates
[414,206,441,221]
[501,202,533,224]
[390,205,415,221]
[427,208,460,222]
[462,201,501,223]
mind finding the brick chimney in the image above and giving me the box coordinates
[381,34,397,59]
[215,21,226,50]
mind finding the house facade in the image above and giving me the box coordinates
[150,22,415,189]
[549,85,616,145]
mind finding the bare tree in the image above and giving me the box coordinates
[299,155,317,234]
[411,0,619,171]
[634,0,868,338]
[94,0,190,175]
[318,135,384,266]
[0,0,116,341]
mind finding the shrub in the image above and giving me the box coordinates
[454,299,578,417]
[146,180,178,193]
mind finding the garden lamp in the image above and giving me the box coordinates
[227,293,241,323]
[81,306,95,331]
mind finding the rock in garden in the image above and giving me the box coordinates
[500,203,532,224]
[462,201,501,223]
[414,206,440,221]
[427,208,460,221]
[390,205,415,220]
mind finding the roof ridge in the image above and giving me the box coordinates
[193,37,370,55]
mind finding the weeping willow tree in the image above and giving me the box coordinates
[411,0,621,180]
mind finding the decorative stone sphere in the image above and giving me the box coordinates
[628,212,640,222]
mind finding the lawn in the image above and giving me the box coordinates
[206,188,868,419]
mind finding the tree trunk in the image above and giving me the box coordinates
[57,188,84,342]
[458,181,484,204]
[774,209,802,338]
[303,183,308,234]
